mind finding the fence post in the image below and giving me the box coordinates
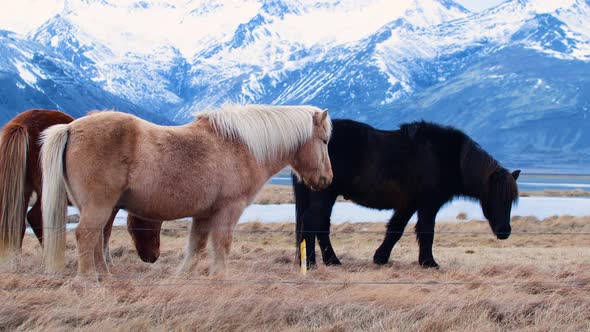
[300,239,307,276]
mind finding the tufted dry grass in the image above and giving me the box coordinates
[0,215,589,331]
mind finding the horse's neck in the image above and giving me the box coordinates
[258,156,291,180]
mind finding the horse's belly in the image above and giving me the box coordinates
[118,189,213,221]
[344,181,405,210]
[349,195,398,210]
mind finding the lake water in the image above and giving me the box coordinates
[53,196,589,232]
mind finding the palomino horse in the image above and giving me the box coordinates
[0,109,161,263]
[41,105,332,278]
[294,120,520,268]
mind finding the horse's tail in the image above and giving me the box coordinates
[292,173,309,261]
[40,124,70,273]
[0,123,29,259]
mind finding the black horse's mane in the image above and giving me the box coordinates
[400,121,518,201]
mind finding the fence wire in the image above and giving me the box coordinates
[0,270,588,292]
[3,215,588,292]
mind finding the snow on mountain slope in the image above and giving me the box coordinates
[0,30,172,124]
[1,0,589,165]
[175,0,471,120]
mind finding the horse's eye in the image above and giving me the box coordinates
[322,139,328,145]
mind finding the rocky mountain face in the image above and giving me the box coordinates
[1,0,589,167]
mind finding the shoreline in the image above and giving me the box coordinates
[255,184,590,205]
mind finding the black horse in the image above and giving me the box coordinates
[293,119,520,268]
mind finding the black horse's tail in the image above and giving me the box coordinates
[292,173,309,261]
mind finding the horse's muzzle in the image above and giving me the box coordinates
[496,233,510,240]
[304,176,331,191]
[139,251,160,263]
[495,226,511,240]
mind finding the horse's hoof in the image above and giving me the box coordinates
[419,259,440,269]
[72,273,100,286]
[304,261,318,270]
[324,257,342,266]
[373,249,390,265]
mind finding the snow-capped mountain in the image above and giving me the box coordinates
[1,0,589,167]
[0,30,171,124]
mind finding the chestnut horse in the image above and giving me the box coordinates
[41,105,332,278]
[0,109,162,264]
[0,110,74,259]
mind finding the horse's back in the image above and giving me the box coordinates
[10,109,73,136]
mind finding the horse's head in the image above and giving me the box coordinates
[127,217,162,263]
[291,110,333,191]
[481,169,520,240]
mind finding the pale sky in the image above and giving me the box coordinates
[0,0,509,35]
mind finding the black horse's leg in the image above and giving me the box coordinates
[315,194,339,265]
[296,192,338,268]
[299,208,317,267]
[373,207,416,265]
[415,205,442,268]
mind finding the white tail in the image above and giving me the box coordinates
[40,124,70,273]
[0,124,28,260]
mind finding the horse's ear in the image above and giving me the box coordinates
[512,170,521,181]
[313,110,328,125]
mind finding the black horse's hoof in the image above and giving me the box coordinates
[324,257,342,266]
[419,258,440,269]
[373,248,390,265]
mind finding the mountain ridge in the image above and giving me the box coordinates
[1,0,589,167]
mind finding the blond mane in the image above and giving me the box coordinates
[195,104,331,161]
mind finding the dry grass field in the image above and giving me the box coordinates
[1,213,589,331]
[254,185,590,205]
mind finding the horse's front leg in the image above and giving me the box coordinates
[209,201,247,276]
[178,216,212,275]
[26,190,42,246]
[415,205,442,268]
[373,207,416,265]
[315,195,339,266]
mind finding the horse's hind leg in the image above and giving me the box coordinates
[76,207,116,278]
[178,216,212,275]
[102,209,118,265]
[415,205,441,268]
[373,207,416,265]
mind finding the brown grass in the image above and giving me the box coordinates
[256,185,590,204]
[520,189,590,197]
[1,215,589,331]
[28,185,590,207]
